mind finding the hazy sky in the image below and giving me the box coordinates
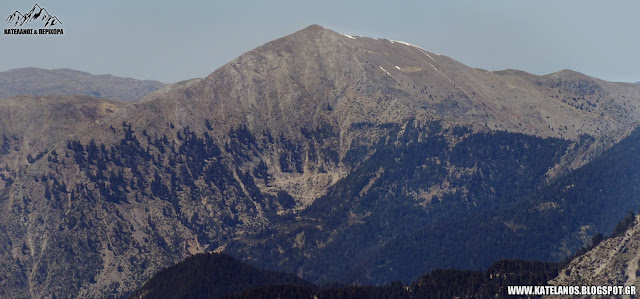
[2,0,639,83]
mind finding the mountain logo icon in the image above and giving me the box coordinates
[6,4,62,27]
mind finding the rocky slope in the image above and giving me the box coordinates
[550,214,640,292]
[0,68,166,101]
[2,25,640,297]
[0,95,124,189]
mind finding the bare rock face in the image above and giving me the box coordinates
[0,68,166,102]
[550,216,640,293]
[2,25,640,298]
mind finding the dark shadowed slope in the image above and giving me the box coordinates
[132,252,564,299]
[131,252,312,299]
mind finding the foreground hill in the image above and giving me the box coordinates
[0,68,166,101]
[132,252,562,298]
[131,252,312,299]
[2,25,640,297]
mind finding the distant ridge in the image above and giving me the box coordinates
[0,67,165,102]
[6,4,61,27]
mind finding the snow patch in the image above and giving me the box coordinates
[392,40,415,47]
[508,84,529,92]
[417,49,436,62]
[395,66,401,70]
[341,33,356,39]
[430,64,438,71]
[391,40,436,61]
[379,66,392,77]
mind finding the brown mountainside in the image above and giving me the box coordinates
[0,96,123,188]
[138,25,640,141]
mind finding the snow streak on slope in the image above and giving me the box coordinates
[391,40,436,61]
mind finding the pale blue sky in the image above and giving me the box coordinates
[2,0,639,83]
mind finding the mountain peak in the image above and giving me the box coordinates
[287,24,344,40]
[545,69,592,80]
[284,24,361,43]
[302,24,328,32]
[192,24,640,142]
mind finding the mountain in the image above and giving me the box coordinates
[0,68,166,102]
[2,24,640,297]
